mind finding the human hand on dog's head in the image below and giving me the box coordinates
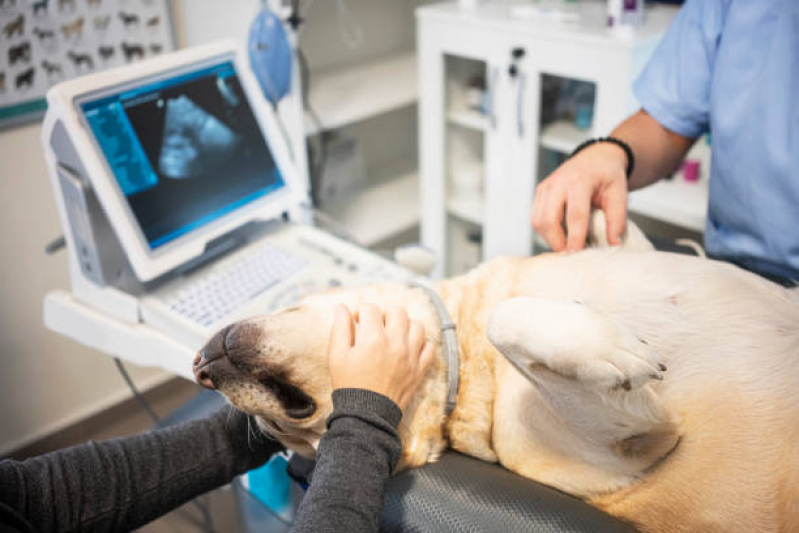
[328,303,435,412]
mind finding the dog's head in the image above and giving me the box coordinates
[192,285,449,460]
[193,295,340,457]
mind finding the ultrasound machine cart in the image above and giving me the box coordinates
[41,39,414,379]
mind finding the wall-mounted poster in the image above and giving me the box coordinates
[0,0,175,130]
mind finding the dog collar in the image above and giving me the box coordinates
[410,282,459,415]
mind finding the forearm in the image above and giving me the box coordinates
[0,407,283,532]
[611,109,696,190]
[291,389,402,533]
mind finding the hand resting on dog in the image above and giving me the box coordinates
[329,303,435,411]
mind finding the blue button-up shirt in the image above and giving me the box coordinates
[634,0,798,281]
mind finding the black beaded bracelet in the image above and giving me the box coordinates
[569,136,635,180]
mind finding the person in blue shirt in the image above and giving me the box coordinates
[531,0,798,286]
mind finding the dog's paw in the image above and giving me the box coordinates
[489,297,665,392]
[574,322,666,391]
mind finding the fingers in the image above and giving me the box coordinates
[418,341,435,374]
[328,304,353,359]
[408,321,425,358]
[537,184,567,252]
[566,185,591,253]
[602,181,628,246]
[385,305,409,340]
[358,303,384,337]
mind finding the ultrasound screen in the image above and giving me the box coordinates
[81,61,284,249]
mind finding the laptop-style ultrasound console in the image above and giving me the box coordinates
[43,40,415,351]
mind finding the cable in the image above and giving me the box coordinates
[114,357,162,425]
[334,0,364,49]
[272,102,296,162]
[297,47,329,204]
[113,358,215,532]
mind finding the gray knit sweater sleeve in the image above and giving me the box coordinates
[0,390,403,533]
[0,408,283,532]
[290,388,403,533]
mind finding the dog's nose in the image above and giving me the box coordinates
[193,325,233,390]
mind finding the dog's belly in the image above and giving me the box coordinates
[469,250,799,532]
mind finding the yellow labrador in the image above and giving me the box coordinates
[195,217,799,533]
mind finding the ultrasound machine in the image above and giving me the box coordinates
[42,40,416,377]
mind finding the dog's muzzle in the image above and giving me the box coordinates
[193,323,317,419]
[193,324,234,390]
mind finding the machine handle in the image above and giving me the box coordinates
[45,235,66,255]
[516,71,526,138]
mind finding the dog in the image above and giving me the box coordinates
[67,51,93,69]
[32,0,49,16]
[118,11,139,28]
[121,42,144,61]
[2,14,23,38]
[98,45,114,61]
[33,27,55,42]
[60,17,83,40]
[8,42,31,65]
[41,59,62,77]
[15,68,34,89]
[93,14,110,31]
[146,15,159,27]
[195,214,799,533]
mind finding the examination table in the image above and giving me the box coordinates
[162,389,637,532]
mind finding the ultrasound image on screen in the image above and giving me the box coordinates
[81,62,284,249]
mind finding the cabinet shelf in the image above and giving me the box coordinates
[447,110,489,132]
[321,161,420,247]
[540,120,592,153]
[446,192,483,226]
[305,53,418,135]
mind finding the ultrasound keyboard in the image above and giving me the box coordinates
[162,242,308,327]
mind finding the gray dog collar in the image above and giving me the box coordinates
[410,282,459,415]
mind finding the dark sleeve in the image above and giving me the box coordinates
[0,407,283,533]
[291,388,403,533]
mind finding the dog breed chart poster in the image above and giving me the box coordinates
[0,0,174,128]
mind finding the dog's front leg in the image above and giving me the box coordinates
[489,297,665,391]
[487,297,679,480]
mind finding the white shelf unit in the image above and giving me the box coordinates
[418,2,681,277]
[303,51,420,249]
[322,162,420,247]
[305,53,418,135]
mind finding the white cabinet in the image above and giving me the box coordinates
[417,1,680,277]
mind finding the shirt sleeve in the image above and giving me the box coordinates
[290,388,403,533]
[633,0,727,138]
[0,407,283,533]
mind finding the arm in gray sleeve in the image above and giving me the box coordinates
[0,407,283,532]
[291,388,403,533]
